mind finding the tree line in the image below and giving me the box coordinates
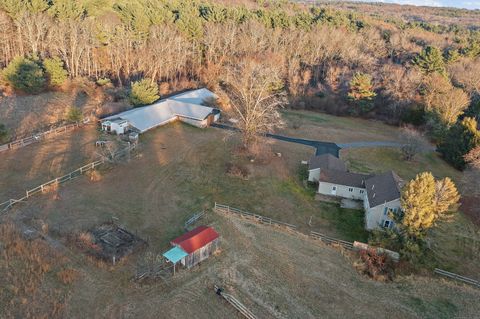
[0,0,479,168]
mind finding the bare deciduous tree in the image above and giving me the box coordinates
[464,146,480,169]
[221,58,287,148]
[400,126,429,161]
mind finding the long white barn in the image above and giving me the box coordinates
[102,88,220,134]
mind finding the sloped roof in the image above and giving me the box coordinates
[103,88,217,133]
[308,154,346,171]
[319,169,372,188]
[365,171,403,207]
[169,88,217,105]
[171,226,219,254]
[163,246,188,264]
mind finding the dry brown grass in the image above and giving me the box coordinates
[0,222,69,318]
[57,268,80,285]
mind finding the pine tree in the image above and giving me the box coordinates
[2,56,45,94]
[348,72,376,113]
[434,177,460,215]
[129,78,160,106]
[413,46,446,75]
[43,57,68,86]
[438,117,480,170]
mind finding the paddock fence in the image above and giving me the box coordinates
[184,211,205,230]
[0,120,89,154]
[214,203,297,231]
[214,285,257,319]
[434,268,480,288]
[0,143,137,213]
[310,231,354,250]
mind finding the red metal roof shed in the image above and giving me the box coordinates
[171,226,219,254]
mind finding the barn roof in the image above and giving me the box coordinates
[163,246,188,264]
[103,88,217,133]
[171,226,219,254]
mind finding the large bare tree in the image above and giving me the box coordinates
[221,58,287,148]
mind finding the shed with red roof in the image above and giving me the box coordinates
[170,226,220,269]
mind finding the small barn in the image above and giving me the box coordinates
[101,119,129,135]
[163,226,219,269]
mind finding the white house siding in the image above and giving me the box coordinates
[308,168,321,182]
[318,182,365,200]
[179,117,208,128]
[365,198,401,230]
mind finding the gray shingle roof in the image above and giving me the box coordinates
[365,171,403,207]
[319,169,372,188]
[309,154,346,171]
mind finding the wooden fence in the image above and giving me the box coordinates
[214,285,257,319]
[184,211,205,229]
[0,143,137,213]
[0,120,88,154]
[214,203,297,231]
[434,268,480,288]
[310,231,354,250]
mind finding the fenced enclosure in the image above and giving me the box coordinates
[0,143,137,213]
[214,203,297,231]
[0,120,89,154]
[214,285,257,319]
[434,268,480,288]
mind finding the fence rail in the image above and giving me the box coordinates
[214,203,297,231]
[310,231,354,250]
[0,120,88,154]
[184,211,205,229]
[214,285,257,319]
[434,268,480,288]
[0,143,136,213]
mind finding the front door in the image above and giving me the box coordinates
[331,186,337,195]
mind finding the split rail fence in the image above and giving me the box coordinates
[0,120,88,154]
[184,211,205,229]
[214,203,297,231]
[0,143,137,213]
[214,285,257,319]
[434,268,480,288]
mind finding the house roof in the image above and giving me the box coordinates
[163,246,188,264]
[319,169,372,188]
[103,88,217,133]
[308,154,346,171]
[365,171,403,208]
[171,226,219,254]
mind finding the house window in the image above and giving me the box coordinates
[332,186,336,190]
[359,190,364,194]
[384,220,390,228]
[348,188,353,192]
[383,207,389,215]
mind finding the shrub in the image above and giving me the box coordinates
[356,248,394,281]
[0,123,8,143]
[129,78,159,106]
[96,77,112,87]
[66,107,83,123]
[2,56,45,93]
[43,57,68,87]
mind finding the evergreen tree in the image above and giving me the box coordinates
[2,56,46,94]
[348,72,376,113]
[438,117,480,170]
[129,78,159,106]
[0,123,8,143]
[43,57,68,86]
[413,46,446,75]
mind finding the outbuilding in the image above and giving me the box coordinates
[163,225,219,270]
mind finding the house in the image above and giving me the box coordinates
[163,225,219,270]
[364,171,402,230]
[310,154,403,230]
[102,88,221,134]
[307,154,346,182]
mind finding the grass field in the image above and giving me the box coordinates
[1,110,479,317]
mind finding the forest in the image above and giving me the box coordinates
[0,0,479,169]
